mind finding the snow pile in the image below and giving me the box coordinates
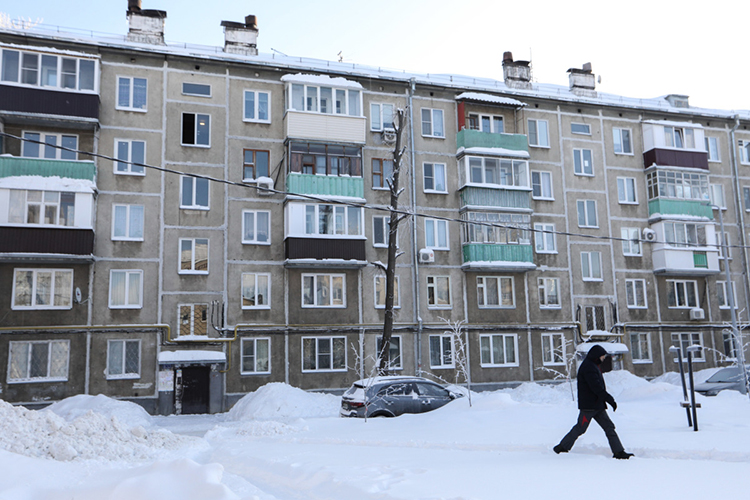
[507,381,576,405]
[48,394,153,429]
[227,382,340,422]
[0,399,198,462]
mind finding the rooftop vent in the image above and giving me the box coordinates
[567,62,597,98]
[221,15,259,56]
[665,94,690,108]
[126,1,167,45]
[502,51,532,90]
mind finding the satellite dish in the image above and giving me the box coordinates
[75,287,82,303]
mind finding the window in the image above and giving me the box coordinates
[115,139,146,175]
[429,334,453,368]
[531,171,553,199]
[108,269,143,309]
[723,332,739,360]
[376,336,402,370]
[663,222,706,248]
[718,232,732,260]
[423,163,447,192]
[287,83,361,116]
[302,336,346,371]
[370,102,394,131]
[372,158,393,189]
[242,273,271,309]
[467,114,504,133]
[427,276,451,308]
[8,189,76,227]
[373,216,391,247]
[463,212,531,245]
[178,304,208,336]
[12,269,73,310]
[241,338,271,374]
[571,123,591,135]
[613,128,633,154]
[479,334,518,366]
[180,176,209,209]
[1,48,96,91]
[304,204,362,236]
[542,333,564,365]
[290,142,363,177]
[243,90,270,122]
[581,251,602,281]
[466,156,529,188]
[705,136,720,161]
[528,119,549,147]
[740,140,750,164]
[744,187,750,212]
[573,149,594,176]
[534,223,557,253]
[242,210,270,244]
[666,280,698,308]
[621,228,641,256]
[576,199,598,228]
[242,149,270,180]
[626,279,647,308]
[710,184,726,209]
[664,126,696,149]
[646,170,709,201]
[112,204,144,241]
[630,332,651,363]
[617,177,637,204]
[107,340,140,379]
[21,132,77,160]
[717,281,738,309]
[117,76,147,111]
[421,108,445,138]
[179,238,209,274]
[538,277,561,308]
[8,340,69,383]
[584,305,606,331]
[374,276,400,308]
[182,82,211,97]
[425,219,449,249]
[302,274,345,308]
[181,112,210,147]
[671,332,704,361]
[477,276,514,308]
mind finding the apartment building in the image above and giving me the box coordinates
[1,2,749,414]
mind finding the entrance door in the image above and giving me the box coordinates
[179,366,210,414]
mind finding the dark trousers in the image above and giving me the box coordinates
[558,409,624,453]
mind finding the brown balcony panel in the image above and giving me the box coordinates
[643,148,708,170]
[0,227,94,255]
[0,85,99,120]
[285,237,365,261]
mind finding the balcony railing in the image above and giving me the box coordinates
[461,243,535,271]
[0,156,96,181]
[0,226,94,258]
[459,185,531,210]
[284,110,366,144]
[643,148,708,170]
[648,199,713,219]
[457,129,529,154]
[286,173,364,199]
[652,247,719,275]
[0,84,99,121]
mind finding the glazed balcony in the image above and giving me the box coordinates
[286,172,364,199]
[643,148,708,170]
[0,156,96,182]
[284,110,366,144]
[652,247,719,276]
[457,129,529,154]
[459,185,531,210]
[461,243,535,272]
[648,199,713,220]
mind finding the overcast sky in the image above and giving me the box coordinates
[3,0,749,111]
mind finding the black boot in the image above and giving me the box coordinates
[553,445,567,454]
[613,451,634,459]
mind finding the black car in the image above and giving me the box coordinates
[340,376,463,418]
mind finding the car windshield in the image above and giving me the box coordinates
[706,367,744,383]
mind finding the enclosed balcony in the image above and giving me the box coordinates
[460,212,535,272]
[648,199,713,220]
[457,129,529,155]
[286,173,364,199]
[461,243,535,272]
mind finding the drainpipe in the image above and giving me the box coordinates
[408,77,423,376]
[729,115,749,312]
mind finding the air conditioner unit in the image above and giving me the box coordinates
[419,248,435,263]
[256,177,274,196]
[382,128,396,144]
[642,228,656,242]
[689,308,705,321]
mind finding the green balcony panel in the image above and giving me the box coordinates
[0,156,96,181]
[462,243,534,264]
[457,129,529,153]
[460,185,531,210]
[693,252,708,268]
[648,199,713,219]
[286,173,364,199]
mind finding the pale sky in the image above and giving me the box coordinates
[3,0,750,111]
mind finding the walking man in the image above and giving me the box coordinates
[554,344,634,459]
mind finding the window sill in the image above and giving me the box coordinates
[178,271,209,276]
[7,377,69,384]
[535,250,558,255]
[242,118,272,124]
[480,363,520,368]
[427,305,453,310]
[116,106,147,113]
[301,305,347,309]
[180,206,210,211]
[613,151,635,156]
[632,360,653,365]
[242,241,271,246]
[109,305,143,309]
[106,374,140,380]
[242,306,271,310]
[375,306,401,310]
[422,135,445,139]
[424,189,448,195]
[240,371,272,376]
[429,365,456,370]
[301,368,348,373]
[540,305,562,310]
[477,306,516,310]
[529,144,551,149]
[180,143,211,148]
[114,171,146,177]
[532,197,555,201]
[618,201,639,205]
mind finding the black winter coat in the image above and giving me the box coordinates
[577,344,616,411]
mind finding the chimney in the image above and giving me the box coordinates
[567,63,597,98]
[502,51,532,90]
[126,1,167,45]
[221,15,259,56]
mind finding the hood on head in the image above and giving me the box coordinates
[586,344,608,364]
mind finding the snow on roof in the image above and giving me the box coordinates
[456,92,526,107]
[0,175,96,193]
[576,342,630,354]
[642,119,704,128]
[280,73,363,89]
[158,350,226,364]
[458,146,530,159]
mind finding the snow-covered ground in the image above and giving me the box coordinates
[2,369,750,500]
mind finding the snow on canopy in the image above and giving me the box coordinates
[576,341,629,354]
[642,119,704,128]
[456,92,526,107]
[158,350,226,363]
[280,73,363,89]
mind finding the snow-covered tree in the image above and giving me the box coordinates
[535,336,576,401]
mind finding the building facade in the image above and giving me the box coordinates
[1,3,749,414]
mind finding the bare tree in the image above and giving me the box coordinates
[535,337,576,401]
[440,318,472,407]
[374,108,409,375]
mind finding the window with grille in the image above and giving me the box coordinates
[107,339,140,378]
[584,305,606,332]
[179,304,208,336]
